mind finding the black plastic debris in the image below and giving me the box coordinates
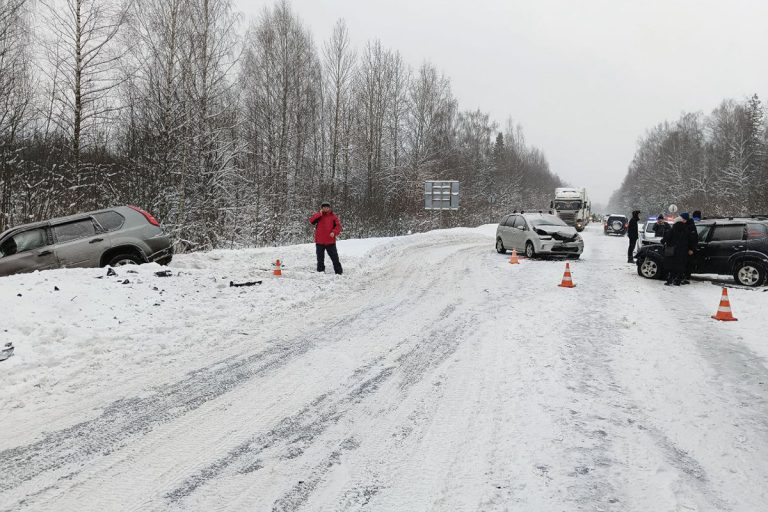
[0,342,14,362]
[155,270,172,277]
[16,293,21,297]
[106,268,117,277]
[54,286,60,291]
[230,280,262,288]
[122,279,130,285]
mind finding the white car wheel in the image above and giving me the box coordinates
[525,241,535,258]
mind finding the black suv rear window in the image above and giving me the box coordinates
[93,211,125,232]
[747,223,768,240]
[710,225,745,242]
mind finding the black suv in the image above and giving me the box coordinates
[635,217,768,286]
[604,214,628,236]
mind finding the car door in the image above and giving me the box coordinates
[52,217,109,268]
[0,226,59,277]
[699,224,746,275]
[510,216,527,250]
[498,215,512,246]
[690,224,712,273]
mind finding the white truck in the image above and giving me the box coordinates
[550,187,591,232]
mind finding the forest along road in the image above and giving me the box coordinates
[2,225,767,511]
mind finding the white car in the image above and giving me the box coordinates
[638,217,673,250]
[496,213,584,259]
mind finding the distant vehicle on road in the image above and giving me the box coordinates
[635,217,768,286]
[550,187,591,232]
[0,206,173,278]
[496,212,584,259]
[604,214,628,236]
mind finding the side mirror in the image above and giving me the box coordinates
[549,201,554,209]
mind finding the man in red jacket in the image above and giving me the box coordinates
[309,201,343,274]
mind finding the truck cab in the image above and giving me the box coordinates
[550,187,591,232]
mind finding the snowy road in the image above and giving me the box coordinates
[2,225,767,511]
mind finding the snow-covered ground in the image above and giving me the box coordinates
[2,224,767,511]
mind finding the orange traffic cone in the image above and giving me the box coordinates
[558,262,576,288]
[509,249,520,264]
[272,259,283,277]
[711,287,737,321]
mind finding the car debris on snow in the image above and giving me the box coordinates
[0,342,14,361]
[230,280,262,287]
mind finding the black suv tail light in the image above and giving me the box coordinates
[128,205,160,226]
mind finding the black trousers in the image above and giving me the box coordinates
[316,243,343,274]
[628,238,638,260]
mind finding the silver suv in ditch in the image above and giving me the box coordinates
[496,212,584,258]
[0,206,173,277]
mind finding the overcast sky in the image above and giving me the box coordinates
[236,0,768,204]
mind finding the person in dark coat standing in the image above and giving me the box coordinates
[652,214,671,238]
[627,210,641,263]
[309,202,343,275]
[662,216,690,286]
[681,211,697,284]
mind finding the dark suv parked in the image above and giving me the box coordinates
[635,217,768,286]
[0,206,173,278]
[604,214,628,236]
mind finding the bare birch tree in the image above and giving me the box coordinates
[321,19,355,200]
[0,0,33,230]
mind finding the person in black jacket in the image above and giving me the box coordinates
[662,216,690,286]
[627,210,641,263]
[652,214,671,238]
[681,212,697,284]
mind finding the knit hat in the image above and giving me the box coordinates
[657,214,664,220]
[321,201,331,208]
[680,212,690,221]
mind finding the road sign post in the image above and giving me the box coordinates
[425,181,459,229]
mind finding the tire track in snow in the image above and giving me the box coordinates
[164,243,489,509]
[164,305,479,508]
[265,248,499,511]
[544,241,731,511]
[0,294,411,510]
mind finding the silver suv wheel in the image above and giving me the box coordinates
[113,258,138,266]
